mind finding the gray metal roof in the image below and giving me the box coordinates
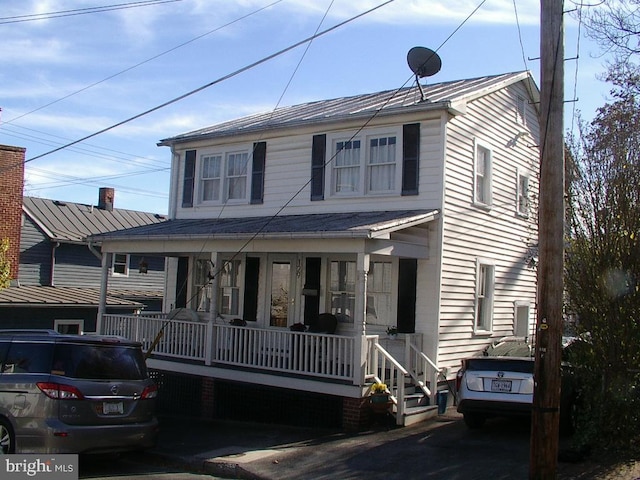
[159,71,537,146]
[91,209,439,242]
[0,286,145,308]
[23,196,167,244]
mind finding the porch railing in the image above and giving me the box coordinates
[101,314,354,381]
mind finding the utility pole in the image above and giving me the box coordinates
[530,0,565,478]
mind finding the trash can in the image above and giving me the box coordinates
[437,390,449,414]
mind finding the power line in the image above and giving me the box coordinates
[0,0,182,25]
[20,0,395,166]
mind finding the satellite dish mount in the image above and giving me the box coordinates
[407,47,442,101]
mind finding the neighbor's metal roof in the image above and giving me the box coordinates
[159,71,537,145]
[91,209,439,242]
[0,286,148,307]
[23,196,167,244]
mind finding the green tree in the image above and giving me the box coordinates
[565,73,640,451]
[0,238,11,290]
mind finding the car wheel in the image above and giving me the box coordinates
[0,418,15,454]
[463,413,486,429]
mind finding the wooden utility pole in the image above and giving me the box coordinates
[530,0,565,478]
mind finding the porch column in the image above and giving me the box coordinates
[96,252,110,334]
[352,253,369,386]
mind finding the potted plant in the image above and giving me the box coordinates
[386,326,398,339]
[369,382,391,413]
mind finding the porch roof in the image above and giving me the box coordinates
[90,209,439,242]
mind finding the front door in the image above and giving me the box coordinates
[268,255,298,327]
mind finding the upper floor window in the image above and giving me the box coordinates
[517,170,530,217]
[330,131,400,197]
[112,253,129,276]
[473,139,492,207]
[516,95,527,125]
[199,150,249,204]
[475,260,495,333]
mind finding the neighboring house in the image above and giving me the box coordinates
[0,188,167,333]
[92,72,540,430]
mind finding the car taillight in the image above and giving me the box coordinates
[141,384,158,399]
[36,382,84,400]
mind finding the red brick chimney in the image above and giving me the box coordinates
[0,144,25,282]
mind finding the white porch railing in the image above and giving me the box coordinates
[102,314,354,381]
[365,335,407,424]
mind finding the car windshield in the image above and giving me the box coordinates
[52,343,148,380]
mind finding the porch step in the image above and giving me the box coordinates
[401,404,438,427]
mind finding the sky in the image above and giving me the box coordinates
[0,0,615,215]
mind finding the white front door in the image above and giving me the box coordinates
[268,255,298,327]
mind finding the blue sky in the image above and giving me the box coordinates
[0,0,613,214]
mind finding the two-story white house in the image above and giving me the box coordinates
[92,71,540,430]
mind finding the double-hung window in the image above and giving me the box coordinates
[366,261,393,326]
[219,259,242,316]
[199,150,249,203]
[112,253,129,276]
[474,139,492,207]
[330,130,399,196]
[475,260,495,333]
[329,260,356,322]
[517,170,530,216]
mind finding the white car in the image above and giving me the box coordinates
[455,338,576,431]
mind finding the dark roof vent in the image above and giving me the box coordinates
[98,187,114,212]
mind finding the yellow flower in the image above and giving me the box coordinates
[371,382,387,394]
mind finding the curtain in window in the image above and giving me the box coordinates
[369,137,396,191]
[201,155,221,201]
[334,141,360,192]
[226,153,248,199]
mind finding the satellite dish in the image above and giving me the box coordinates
[407,47,442,78]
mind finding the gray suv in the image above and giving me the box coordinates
[0,330,158,454]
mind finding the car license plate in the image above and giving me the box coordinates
[102,402,124,414]
[491,379,512,392]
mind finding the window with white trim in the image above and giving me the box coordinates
[112,253,129,276]
[219,259,242,316]
[366,261,393,327]
[473,139,492,207]
[517,170,530,216]
[329,260,356,322]
[193,257,214,312]
[199,149,249,204]
[54,319,84,335]
[330,130,400,196]
[475,260,495,332]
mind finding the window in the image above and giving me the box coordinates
[473,139,492,207]
[367,261,393,326]
[219,259,242,316]
[516,95,527,125]
[193,257,214,312]
[112,253,129,276]
[330,131,400,197]
[199,150,249,204]
[514,302,530,337]
[368,137,397,192]
[54,319,84,335]
[475,260,495,333]
[329,260,356,322]
[517,171,530,216]
[182,150,196,207]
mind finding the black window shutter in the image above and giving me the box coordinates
[175,256,189,308]
[311,134,326,201]
[397,258,417,333]
[251,142,266,204]
[303,257,322,325]
[182,150,196,207]
[243,257,260,322]
[402,123,420,195]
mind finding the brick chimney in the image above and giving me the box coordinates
[98,187,115,211]
[0,144,25,282]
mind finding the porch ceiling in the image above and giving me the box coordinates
[92,210,439,256]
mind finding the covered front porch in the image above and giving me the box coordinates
[92,209,443,426]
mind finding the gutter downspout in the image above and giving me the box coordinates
[88,240,109,334]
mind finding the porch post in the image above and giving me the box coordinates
[353,253,369,386]
[96,252,110,334]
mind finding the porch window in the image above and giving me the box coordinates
[193,257,214,312]
[329,261,356,322]
[475,260,495,333]
[219,259,242,316]
[473,139,492,207]
[366,261,393,326]
[112,253,129,276]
